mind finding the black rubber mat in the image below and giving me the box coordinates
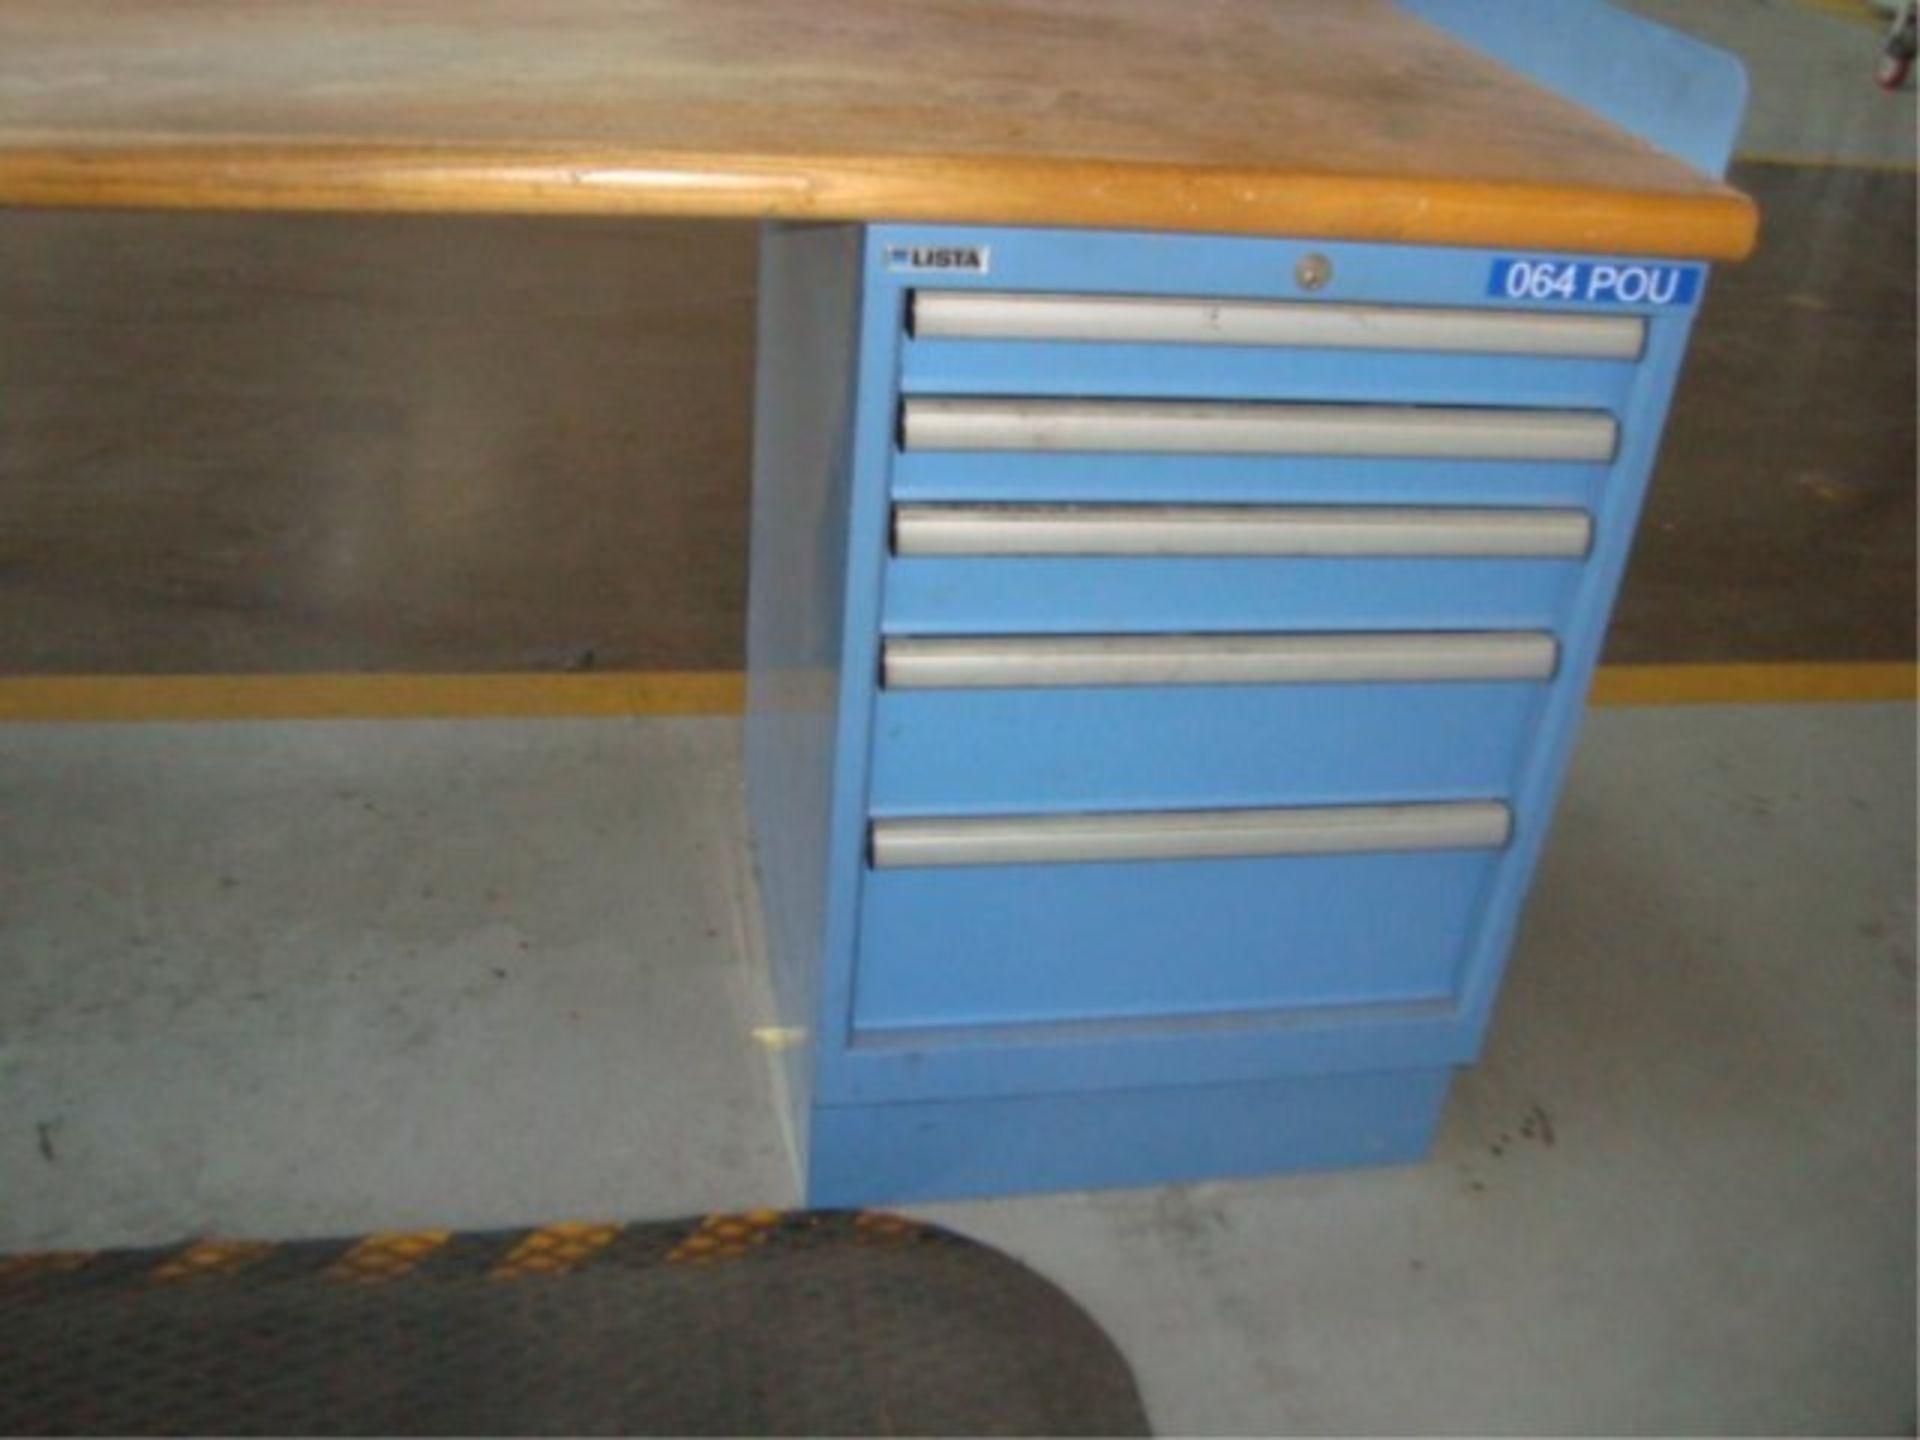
[0,1210,1149,1436]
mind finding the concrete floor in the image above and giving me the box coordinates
[0,719,791,1237]
[1626,0,1918,167]
[2,703,1913,1433]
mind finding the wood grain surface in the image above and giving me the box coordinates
[0,0,1754,255]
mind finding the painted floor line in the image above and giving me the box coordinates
[0,664,1911,723]
[1589,661,1915,706]
[1789,0,1890,32]
[1738,151,1918,174]
[0,672,746,723]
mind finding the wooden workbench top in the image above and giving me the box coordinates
[0,0,1756,258]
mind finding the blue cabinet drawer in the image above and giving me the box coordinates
[902,337,1635,409]
[893,502,1591,557]
[853,836,1502,1029]
[899,397,1617,462]
[890,392,1621,513]
[883,500,1588,632]
[908,290,1650,356]
[899,288,1644,412]
[869,677,1547,813]
[885,554,1580,633]
[892,451,1611,510]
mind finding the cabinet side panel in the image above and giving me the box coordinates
[1453,308,1704,1042]
[746,222,865,1156]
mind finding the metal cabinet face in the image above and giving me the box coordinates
[748,223,1712,1204]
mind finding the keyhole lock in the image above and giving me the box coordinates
[1294,253,1333,292]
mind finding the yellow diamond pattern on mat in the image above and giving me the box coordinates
[326,1230,452,1284]
[666,1210,780,1265]
[488,1222,621,1280]
[150,1240,276,1284]
[854,1211,921,1245]
[0,1252,92,1289]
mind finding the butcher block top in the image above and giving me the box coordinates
[0,0,1757,257]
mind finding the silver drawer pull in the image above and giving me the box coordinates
[893,504,1591,558]
[912,291,1646,360]
[900,398,1616,462]
[871,801,1512,868]
[882,631,1557,689]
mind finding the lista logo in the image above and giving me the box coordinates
[885,244,991,274]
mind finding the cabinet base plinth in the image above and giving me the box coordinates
[803,1066,1452,1205]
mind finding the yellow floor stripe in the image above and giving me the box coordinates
[1591,662,1916,706]
[1792,0,1887,30]
[0,663,1909,723]
[0,672,744,722]
[1740,151,1918,174]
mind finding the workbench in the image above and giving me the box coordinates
[0,0,1757,1204]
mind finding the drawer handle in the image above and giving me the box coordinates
[893,504,1591,558]
[900,398,1617,462]
[882,631,1558,689]
[912,290,1646,360]
[871,801,1512,868]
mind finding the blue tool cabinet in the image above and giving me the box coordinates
[747,3,1749,1205]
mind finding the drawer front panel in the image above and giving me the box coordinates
[854,849,1496,1028]
[894,503,1591,557]
[871,801,1509,868]
[891,452,1609,509]
[869,681,1545,812]
[901,289,1642,408]
[882,631,1557,688]
[901,398,1617,463]
[910,291,1648,358]
[884,555,1579,633]
[901,340,1636,410]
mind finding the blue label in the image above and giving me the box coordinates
[1488,257,1701,307]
